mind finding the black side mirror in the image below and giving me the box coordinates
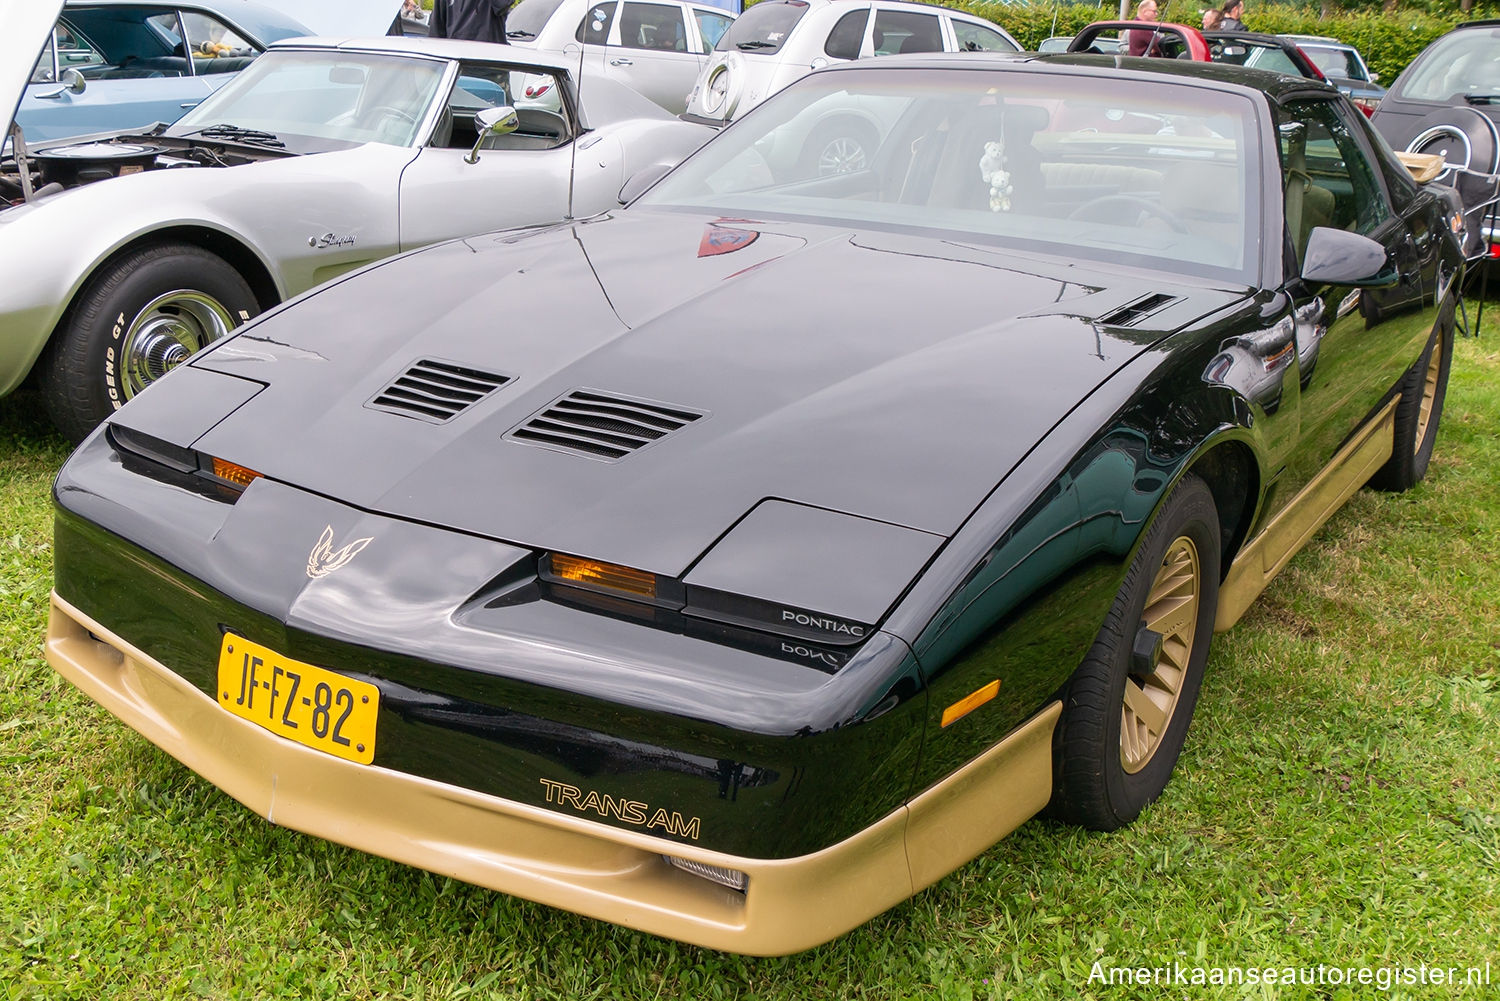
[617,162,673,205]
[1300,227,1397,287]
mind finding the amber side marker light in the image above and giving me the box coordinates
[941,679,1001,728]
[547,554,658,600]
[210,457,262,489]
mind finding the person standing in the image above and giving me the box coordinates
[1219,0,1247,31]
[1202,8,1223,30]
[429,0,514,43]
[1127,0,1163,57]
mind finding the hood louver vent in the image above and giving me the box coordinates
[1098,293,1179,327]
[367,359,511,423]
[508,390,704,461]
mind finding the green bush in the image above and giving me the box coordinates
[967,1,1475,82]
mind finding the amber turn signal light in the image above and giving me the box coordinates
[210,457,262,488]
[941,679,1000,728]
[547,554,658,600]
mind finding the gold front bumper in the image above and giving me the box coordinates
[45,591,1058,955]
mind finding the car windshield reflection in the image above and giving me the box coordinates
[167,49,447,151]
[641,68,1258,281]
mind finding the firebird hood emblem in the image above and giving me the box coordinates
[306,526,373,579]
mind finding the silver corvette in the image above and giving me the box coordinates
[2,1,713,441]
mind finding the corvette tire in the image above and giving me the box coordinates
[40,243,258,443]
[1047,473,1220,831]
[1370,315,1453,492]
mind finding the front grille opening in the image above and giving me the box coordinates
[508,390,704,461]
[367,359,512,423]
[662,855,749,894]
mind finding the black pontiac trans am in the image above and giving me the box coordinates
[46,53,1462,954]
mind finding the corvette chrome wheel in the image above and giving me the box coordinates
[1121,536,1200,774]
[39,243,259,444]
[119,290,236,401]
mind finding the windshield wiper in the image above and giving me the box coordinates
[736,40,778,49]
[1464,94,1500,105]
[506,28,535,38]
[180,123,286,148]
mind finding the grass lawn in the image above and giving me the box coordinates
[1,340,1497,1000]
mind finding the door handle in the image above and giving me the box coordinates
[610,57,633,66]
[180,101,201,109]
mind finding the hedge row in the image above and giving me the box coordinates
[967,2,1481,83]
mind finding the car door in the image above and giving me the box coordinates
[19,7,273,142]
[20,12,220,141]
[866,6,943,57]
[601,1,705,113]
[1271,93,1444,508]
[397,62,576,251]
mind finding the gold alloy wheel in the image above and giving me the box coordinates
[1413,329,1445,454]
[1121,536,1201,774]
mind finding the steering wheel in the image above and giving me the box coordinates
[369,104,419,129]
[1068,194,1189,234]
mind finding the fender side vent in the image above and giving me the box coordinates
[1098,293,1178,327]
[367,359,511,423]
[508,390,704,461]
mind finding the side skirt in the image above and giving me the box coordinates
[1214,396,1398,631]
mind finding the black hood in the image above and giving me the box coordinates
[189,210,1241,575]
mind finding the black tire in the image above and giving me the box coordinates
[39,243,259,443]
[1047,473,1221,831]
[800,118,878,177]
[1369,316,1453,492]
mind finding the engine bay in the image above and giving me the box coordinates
[1,131,288,208]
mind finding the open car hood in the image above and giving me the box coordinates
[4,0,64,151]
[250,0,405,38]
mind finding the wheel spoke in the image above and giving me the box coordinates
[1123,679,1169,736]
[1121,535,1200,773]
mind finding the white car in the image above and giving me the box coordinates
[683,0,1021,173]
[505,0,737,113]
[2,4,713,441]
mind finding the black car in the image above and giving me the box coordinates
[47,54,1462,954]
[1372,19,1500,174]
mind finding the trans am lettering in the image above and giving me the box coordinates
[539,778,701,840]
[781,610,866,638]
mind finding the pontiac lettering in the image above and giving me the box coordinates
[780,609,866,638]
[539,778,702,840]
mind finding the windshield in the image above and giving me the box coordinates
[507,0,569,38]
[168,49,447,150]
[1395,26,1500,102]
[640,68,1259,282]
[716,0,809,53]
[1213,39,1305,77]
[1301,44,1365,82]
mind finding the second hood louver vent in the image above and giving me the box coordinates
[1098,293,1179,327]
[367,359,511,423]
[507,390,705,461]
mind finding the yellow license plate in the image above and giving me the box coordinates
[216,634,379,765]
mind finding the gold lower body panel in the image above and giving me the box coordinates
[1215,397,1398,631]
[46,591,1058,955]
